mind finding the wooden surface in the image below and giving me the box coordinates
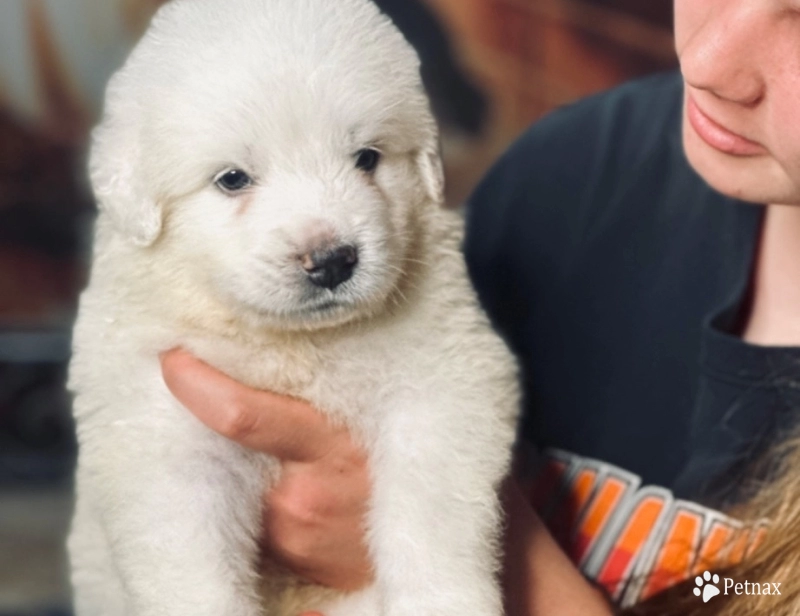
[0,112,90,326]
[427,0,675,136]
[425,0,677,204]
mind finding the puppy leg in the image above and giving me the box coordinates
[69,489,127,616]
[367,398,514,616]
[82,434,267,616]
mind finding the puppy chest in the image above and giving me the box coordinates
[190,337,382,418]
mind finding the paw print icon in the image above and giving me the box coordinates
[694,571,721,603]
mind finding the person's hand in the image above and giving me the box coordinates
[160,349,374,592]
[502,480,613,616]
[160,350,612,616]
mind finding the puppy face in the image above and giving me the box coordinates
[91,0,443,330]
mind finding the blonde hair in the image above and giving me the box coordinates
[626,437,800,616]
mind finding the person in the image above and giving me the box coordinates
[159,0,800,614]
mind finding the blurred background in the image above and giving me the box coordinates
[0,0,675,614]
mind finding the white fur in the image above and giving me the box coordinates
[68,1,520,615]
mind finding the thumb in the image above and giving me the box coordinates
[160,349,333,461]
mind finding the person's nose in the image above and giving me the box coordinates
[679,3,766,106]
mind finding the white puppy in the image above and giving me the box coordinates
[68,1,520,615]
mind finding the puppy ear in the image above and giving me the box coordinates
[416,135,445,206]
[89,117,163,247]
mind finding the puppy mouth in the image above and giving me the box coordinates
[305,298,342,313]
[290,282,384,323]
[294,289,356,315]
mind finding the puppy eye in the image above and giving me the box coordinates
[215,169,252,193]
[354,148,381,173]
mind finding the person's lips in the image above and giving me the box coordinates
[687,96,767,157]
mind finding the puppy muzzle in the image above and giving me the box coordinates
[300,245,359,290]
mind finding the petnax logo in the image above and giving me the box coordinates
[692,571,781,603]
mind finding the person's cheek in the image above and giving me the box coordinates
[674,0,721,61]
[765,49,800,196]
[673,0,698,56]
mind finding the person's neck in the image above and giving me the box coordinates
[742,204,800,346]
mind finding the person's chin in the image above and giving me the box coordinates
[681,110,796,205]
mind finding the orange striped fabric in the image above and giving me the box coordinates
[525,448,769,608]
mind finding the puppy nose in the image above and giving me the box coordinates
[301,245,358,290]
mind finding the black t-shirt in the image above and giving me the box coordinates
[465,72,800,604]
[465,71,800,509]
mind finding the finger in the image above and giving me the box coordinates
[160,349,333,461]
